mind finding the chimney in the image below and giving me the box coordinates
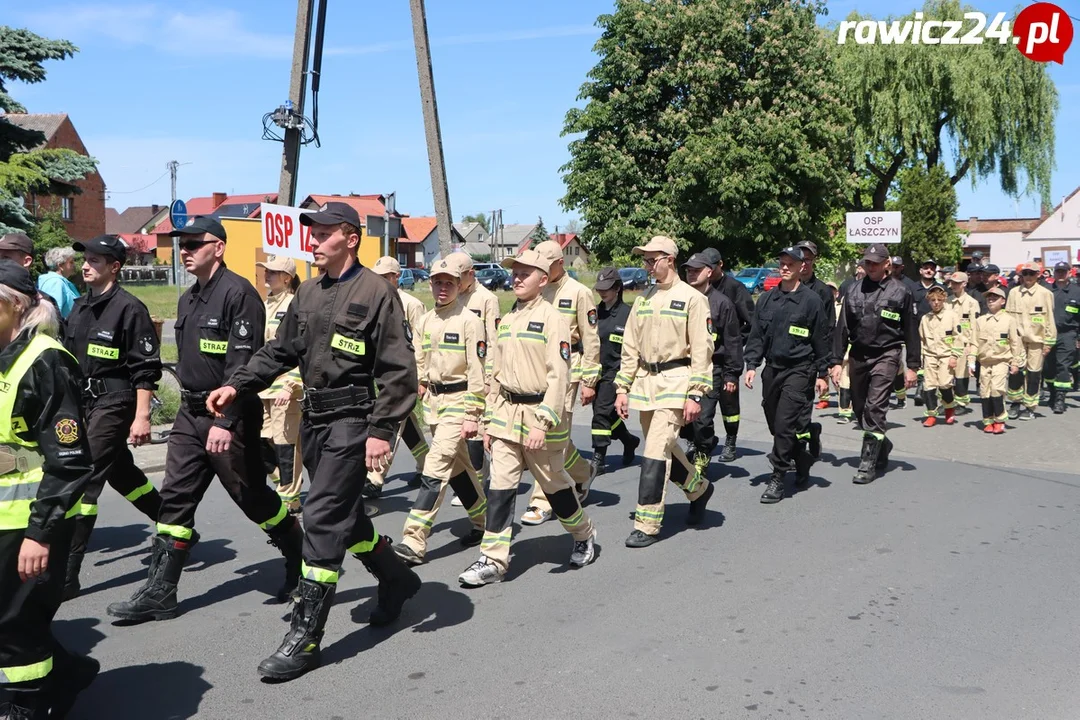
[968,216,978,231]
[151,204,160,214]
[212,192,227,208]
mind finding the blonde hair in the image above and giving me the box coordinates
[0,285,60,338]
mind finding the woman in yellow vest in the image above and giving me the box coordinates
[0,260,95,719]
[256,256,304,515]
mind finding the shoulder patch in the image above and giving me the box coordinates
[232,319,252,339]
[670,300,686,311]
[527,321,545,333]
[139,334,157,356]
[587,308,597,326]
[560,341,570,361]
[558,298,573,309]
[477,340,487,359]
[55,418,80,446]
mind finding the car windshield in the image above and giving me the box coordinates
[737,268,760,277]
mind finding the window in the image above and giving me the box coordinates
[61,197,73,222]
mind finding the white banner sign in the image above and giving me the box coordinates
[846,211,902,244]
[261,203,314,262]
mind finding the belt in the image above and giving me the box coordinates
[429,381,468,396]
[83,377,133,398]
[300,385,372,413]
[500,389,545,405]
[570,341,583,354]
[639,357,691,374]
[181,390,212,416]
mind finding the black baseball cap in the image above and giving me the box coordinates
[983,263,1001,274]
[300,201,361,228]
[700,248,723,266]
[778,246,805,261]
[920,259,938,268]
[1054,261,1070,271]
[890,255,904,266]
[682,252,716,270]
[795,240,818,257]
[168,215,227,242]
[864,244,889,262]
[0,260,37,296]
[74,234,127,264]
[594,266,622,291]
[967,263,985,272]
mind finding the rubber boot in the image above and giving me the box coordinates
[266,516,304,603]
[760,469,785,504]
[62,514,96,601]
[588,447,605,486]
[1052,387,1066,415]
[853,435,882,485]
[876,436,892,472]
[718,435,737,463]
[47,645,100,718]
[355,536,421,627]
[943,407,956,425]
[257,578,335,682]
[106,534,189,622]
[807,422,822,459]
[794,442,813,489]
[621,434,640,465]
[837,388,852,422]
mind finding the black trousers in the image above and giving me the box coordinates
[761,364,814,472]
[591,379,636,450]
[157,403,286,539]
[0,522,73,691]
[680,380,740,454]
[849,347,902,437]
[299,416,379,577]
[1046,330,1078,390]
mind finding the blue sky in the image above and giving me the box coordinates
[8,0,1079,229]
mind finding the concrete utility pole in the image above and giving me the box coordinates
[409,0,454,257]
[279,0,315,207]
[168,160,180,298]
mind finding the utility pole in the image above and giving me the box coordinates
[409,0,454,257]
[168,160,180,298]
[278,0,315,207]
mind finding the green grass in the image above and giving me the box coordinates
[127,284,183,320]
[160,344,178,363]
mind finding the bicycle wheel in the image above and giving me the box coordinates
[149,363,182,444]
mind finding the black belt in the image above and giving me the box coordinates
[500,389,545,405]
[429,381,468,396]
[639,357,691,374]
[570,341,583,354]
[300,385,371,413]
[83,377,132,398]
[181,390,212,416]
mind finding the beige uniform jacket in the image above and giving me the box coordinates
[258,291,301,400]
[543,273,601,388]
[615,277,714,411]
[1006,283,1057,345]
[948,293,981,356]
[459,282,501,381]
[484,296,572,449]
[919,307,964,359]
[415,302,486,423]
[974,312,1025,365]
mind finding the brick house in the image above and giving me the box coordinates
[4,113,106,242]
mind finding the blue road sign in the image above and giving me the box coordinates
[170,199,188,230]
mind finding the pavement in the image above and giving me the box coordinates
[60,386,1080,720]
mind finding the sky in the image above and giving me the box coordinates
[7,0,1079,229]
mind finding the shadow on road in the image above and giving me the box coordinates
[88,523,151,555]
[69,661,211,720]
[178,557,289,614]
[183,538,238,573]
[821,451,915,473]
[54,617,106,657]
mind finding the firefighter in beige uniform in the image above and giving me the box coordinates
[946,271,981,410]
[616,236,715,549]
[393,258,488,564]
[367,257,430,494]
[257,255,304,514]
[1005,263,1057,420]
[520,240,601,525]
[458,250,597,587]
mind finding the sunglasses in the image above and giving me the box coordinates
[1021,270,1039,276]
[179,239,217,253]
[643,255,670,267]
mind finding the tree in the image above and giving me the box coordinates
[890,163,960,266]
[561,0,852,265]
[27,207,72,275]
[460,212,490,233]
[832,0,1058,211]
[527,217,549,250]
[0,26,97,233]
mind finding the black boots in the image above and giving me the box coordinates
[794,445,813,489]
[266,516,304,603]
[1051,387,1066,414]
[761,470,784,504]
[106,534,189,622]
[853,435,883,484]
[62,515,96,601]
[621,434,640,465]
[807,422,822,460]
[686,482,714,524]
[47,646,100,718]
[718,435,737,463]
[877,436,893,472]
[257,578,335,682]
[588,448,605,485]
[354,536,421,627]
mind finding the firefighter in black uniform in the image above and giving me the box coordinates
[207,202,421,682]
[106,216,302,624]
[744,247,830,504]
[795,241,836,410]
[61,235,163,601]
[701,247,751,461]
[888,257,922,408]
[1047,261,1080,414]
[832,244,920,485]
[0,261,97,720]
[680,253,742,473]
[589,267,640,480]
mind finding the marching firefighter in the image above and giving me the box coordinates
[1046,261,1080,414]
[207,202,421,681]
[616,236,715,548]
[973,287,1023,433]
[61,235,164,601]
[794,242,836,411]
[917,285,964,427]
[1005,263,1056,420]
[701,247,751,461]
[946,271,981,411]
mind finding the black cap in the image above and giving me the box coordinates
[168,215,227,242]
[300,201,361,228]
[0,259,37,297]
[984,264,1001,274]
[682,252,716,270]
[920,259,938,268]
[594,266,622,291]
[74,234,127,264]
[863,244,889,262]
[795,240,818,257]
[972,251,985,260]
[700,248,722,266]
[890,255,904,265]
[967,263,985,272]
[1055,261,1071,271]
[778,246,805,261]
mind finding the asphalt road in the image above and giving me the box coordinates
[58,387,1080,720]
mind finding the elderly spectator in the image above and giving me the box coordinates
[38,246,80,317]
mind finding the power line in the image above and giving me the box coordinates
[106,168,170,195]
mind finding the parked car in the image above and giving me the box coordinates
[618,267,650,290]
[735,267,769,293]
[762,268,782,292]
[412,268,430,282]
[398,268,415,290]
[476,267,511,291]
[472,262,500,273]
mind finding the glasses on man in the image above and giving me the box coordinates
[179,239,216,253]
[643,255,669,267]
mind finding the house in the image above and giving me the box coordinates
[956,216,1043,270]
[1018,187,1080,269]
[955,187,1080,271]
[151,191,277,267]
[549,232,590,269]
[299,193,403,269]
[400,216,465,268]
[493,223,539,261]
[452,221,491,258]
[4,113,105,241]
[107,204,168,235]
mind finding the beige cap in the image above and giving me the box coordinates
[446,252,473,272]
[1021,262,1040,272]
[429,256,462,278]
[985,286,1007,299]
[533,240,564,265]
[502,249,551,274]
[372,256,401,275]
[632,235,678,257]
[948,271,968,283]
[256,255,297,275]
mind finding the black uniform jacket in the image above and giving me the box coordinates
[836,275,921,370]
[704,285,744,384]
[1051,281,1080,333]
[712,272,755,345]
[596,297,631,382]
[744,283,830,378]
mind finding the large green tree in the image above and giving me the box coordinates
[561,0,852,265]
[0,26,97,234]
[889,163,961,266]
[832,0,1058,211]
